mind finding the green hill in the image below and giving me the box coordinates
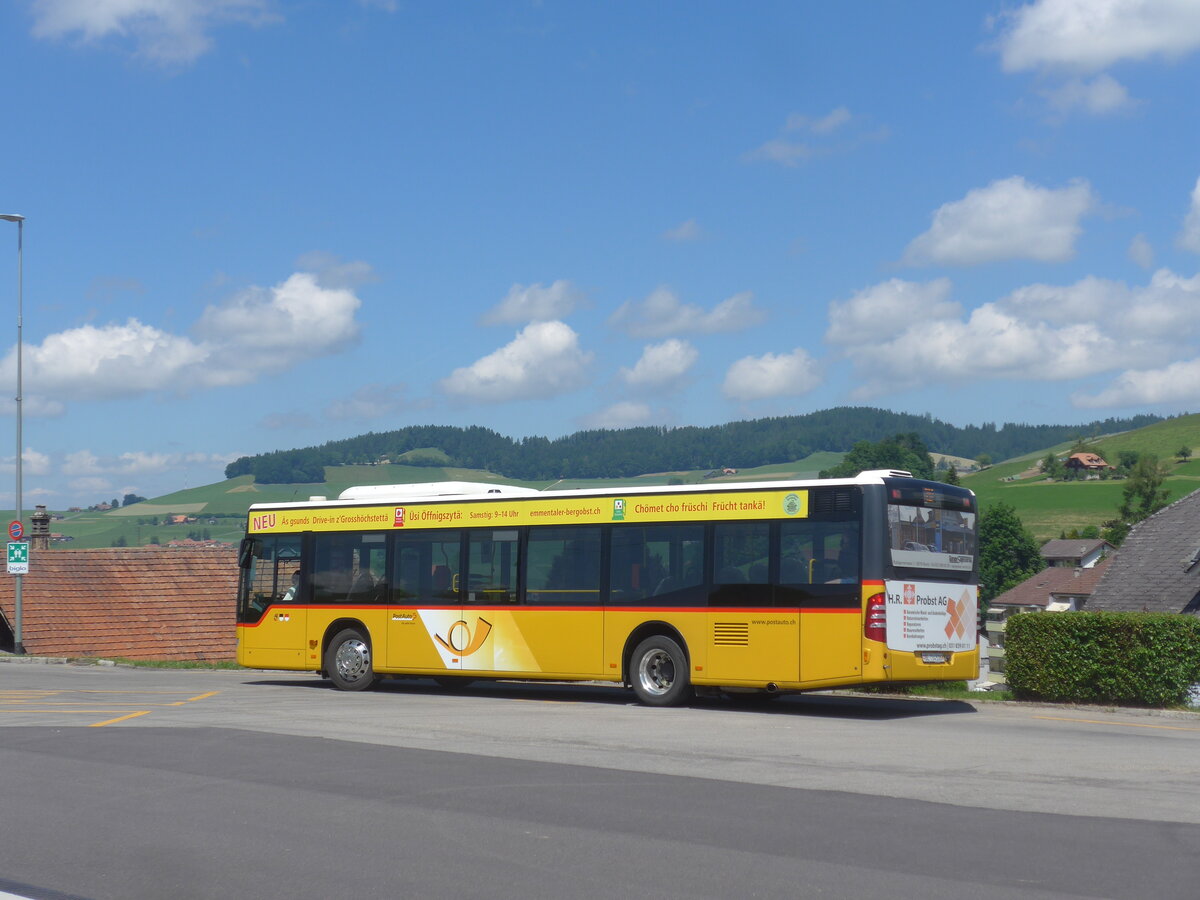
[24,414,1200,549]
[964,413,1200,540]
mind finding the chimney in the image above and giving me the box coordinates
[30,505,51,551]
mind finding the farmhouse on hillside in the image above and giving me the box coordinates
[1065,452,1113,473]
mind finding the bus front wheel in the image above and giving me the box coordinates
[325,628,377,691]
[630,635,693,707]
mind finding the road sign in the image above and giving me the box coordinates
[7,541,29,574]
[8,520,22,541]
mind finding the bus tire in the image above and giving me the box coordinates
[325,628,377,692]
[630,635,693,707]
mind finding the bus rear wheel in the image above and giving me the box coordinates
[630,635,693,707]
[325,628,377,691]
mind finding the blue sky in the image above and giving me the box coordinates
[3,0,1200,508]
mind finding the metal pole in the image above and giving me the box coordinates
[1,214,23,654]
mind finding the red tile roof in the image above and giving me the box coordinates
[0,547,238,660]
[1067,452,1111,469]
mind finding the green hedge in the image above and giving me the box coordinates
[1005,612,1200,707]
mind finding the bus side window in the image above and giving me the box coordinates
[525,527,601,605]
[609,524,703,605]
[313,533,388,604]
[467,530,518,603]
[780,521,814,585]
[783,521,860,585]
[391,532,462,604]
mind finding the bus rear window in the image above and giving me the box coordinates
[886,486,976,573]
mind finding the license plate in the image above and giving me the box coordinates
[920,652,948,664]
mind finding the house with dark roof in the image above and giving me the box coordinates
[990,559,1113,614]
[1087,488,1200,615]
[0,547,238,659]
[1040,538,1114,569]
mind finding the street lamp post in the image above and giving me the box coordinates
[1,213,24,655]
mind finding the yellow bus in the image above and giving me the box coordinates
[236,470,979,705]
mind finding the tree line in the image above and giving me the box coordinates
[224,407,1163,485]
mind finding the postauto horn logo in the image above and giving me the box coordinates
[434,617,493,657]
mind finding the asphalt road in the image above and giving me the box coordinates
[1,662,1198,899]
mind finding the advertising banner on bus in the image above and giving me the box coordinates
[883,580,977,652]
[248,489,810,534]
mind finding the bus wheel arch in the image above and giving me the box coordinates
[624,624,693,707]
[323,620,378,691]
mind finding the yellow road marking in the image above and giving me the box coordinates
[186,691,220,701]
[1034,715,1200,732]
[89,711,152,727]
[0,689,219,724]
[0,709,155,714]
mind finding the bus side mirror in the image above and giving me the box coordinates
[238,537,260,569]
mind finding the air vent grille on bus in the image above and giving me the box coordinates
[811,489,854,515]
[713,622,750,646]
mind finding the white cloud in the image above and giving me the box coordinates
[2,448,52,479]
[325,383,410,421]
[996,0,1200,73]
[1073,357,1200,407]
[579,401,655,429]
[294,252,379,290]
[63,448,229,477]
[743,138,814,167]
[609,288,766,338]
[196,272,360,367]
[15,319,210,401]
[903,176,1096,266]
[1129,233,1155,268]
[1177,176,1200,252]
[1001,268,1200,340]
[620,340,698,390]
[23,448,52,477]
[722,348,822,402]
[994,1,1200,116]
[440,321,593,402]
[0,270,364,409]
[68,476,115,496]
[786,106,852,135]
[848,306,1118,399]
[662,219,702,242]
[480,280,586,325]
[826,278,959,346]
[30,0,278,65]
[1042,74,1135,114]
[63,450,104,476]
[0,395,66,417]
[830,269,1200,400]
[745,108,886,167]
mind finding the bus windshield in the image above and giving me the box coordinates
[886,482,976,573]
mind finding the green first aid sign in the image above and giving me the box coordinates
[7,541,29,574]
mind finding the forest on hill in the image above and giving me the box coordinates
[224,408,1163,485]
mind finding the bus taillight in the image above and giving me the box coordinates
[865,592,886,643]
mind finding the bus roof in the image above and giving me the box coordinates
[245,469,933,512]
